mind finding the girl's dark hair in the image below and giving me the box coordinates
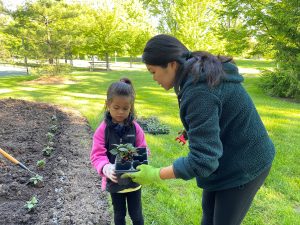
[142,34,233,94]
[105,77,135,114]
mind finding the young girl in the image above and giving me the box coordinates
[90,78,148,225]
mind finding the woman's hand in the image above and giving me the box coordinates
[103,163,117,183]
[122,164,161,185]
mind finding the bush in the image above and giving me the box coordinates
[260,69,300,100]
[136,116,170,135]
[31,64,72,76]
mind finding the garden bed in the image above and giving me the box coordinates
[0,98,111,225]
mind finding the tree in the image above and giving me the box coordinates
[215,7,252,57]
[142,0,223,53]
[0,3,13,61]
[83,1,128,70]
[4,0,86,66]
[2,4,36,73]
[121,0,153,67]
[220,0,300,98]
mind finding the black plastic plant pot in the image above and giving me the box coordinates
[115,147,148,185]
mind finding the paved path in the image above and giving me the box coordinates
[0,65,28,76]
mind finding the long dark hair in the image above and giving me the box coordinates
[105,77,135,115]
[142,34,232,94]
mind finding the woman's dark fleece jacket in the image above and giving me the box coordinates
[173,62,275,191]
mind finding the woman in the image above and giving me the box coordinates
[124,34,275,225]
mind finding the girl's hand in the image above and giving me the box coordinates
[103,163,117,183]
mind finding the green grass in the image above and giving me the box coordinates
[0,62,299,225]
[235,58,276,69]
[115,56,142,63]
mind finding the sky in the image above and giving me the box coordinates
[2,0,26,10]
[1,0,158,27]
[2,0,114,10]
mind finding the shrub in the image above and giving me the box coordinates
[260,69,300,100]
[31,64,72,76]
[136,116,170,135]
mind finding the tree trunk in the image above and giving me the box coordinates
[70,54,73,67]
[130,56,133,68]
[45,18,53,65]
[105,53,110,71]
[90,55,95,71]
[227,17,231,29]
[21,37,29,75]
[25,56,29,75]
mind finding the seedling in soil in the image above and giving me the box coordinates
[110,143,138,163]
[49,124,58,133]
[36,159,46,169]
[46,132,55,141]
[43,146,54,156]
[29,174,43,187]
[25,196,38,211]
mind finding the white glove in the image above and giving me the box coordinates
[103,163,117,183]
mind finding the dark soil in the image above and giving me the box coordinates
[0,98,111,225]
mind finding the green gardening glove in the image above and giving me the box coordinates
[122,164,161,185]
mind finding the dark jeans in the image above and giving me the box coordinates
[201,167,271,225]
[110,189,144,225]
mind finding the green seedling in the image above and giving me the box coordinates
[25,196,38,211]
[36,159,46,169]
[136,116,170,135]
[49,124,58,133]
[46,132,55,141]
[110,143,138,163]
[29,174,43,186]
[43,146,54,156]
[51,115,57,121]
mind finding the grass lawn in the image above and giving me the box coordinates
[0,62,299,225]
[235,58,276,69]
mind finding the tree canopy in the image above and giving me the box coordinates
[0,0,299,98]
[0,0,153,67]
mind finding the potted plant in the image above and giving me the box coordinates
[110,143,148,185]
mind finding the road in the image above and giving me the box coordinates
[0,65,28,76]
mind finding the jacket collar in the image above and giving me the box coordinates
[104,111,134,128]
[176,62,244,106]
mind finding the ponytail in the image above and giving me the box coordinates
[143,34,233,94]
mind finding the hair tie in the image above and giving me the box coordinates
[120,77,131,85]
[182,51,193,60]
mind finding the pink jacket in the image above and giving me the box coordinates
[90,120,149,191]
